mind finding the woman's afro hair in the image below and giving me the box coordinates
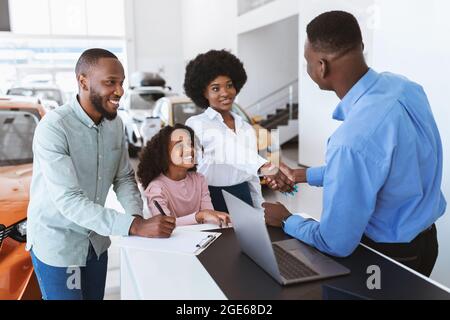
[183,49,247,109]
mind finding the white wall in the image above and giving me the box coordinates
[237,15,299,108]
[371,0,450,287]
[127,0,238,94]
[298,0,375,166]
[181,0,238,62]
[125,0,184,93]
[237,0,299,34]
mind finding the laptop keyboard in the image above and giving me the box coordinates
[272,244,319,280]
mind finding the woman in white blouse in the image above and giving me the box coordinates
[184,49,280,212]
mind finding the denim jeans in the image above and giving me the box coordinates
[30,245,108,300]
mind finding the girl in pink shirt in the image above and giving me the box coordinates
[137,124,230,227]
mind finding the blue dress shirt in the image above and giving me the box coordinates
[284,69,446,257]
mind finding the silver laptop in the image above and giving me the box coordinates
[223,191,350,285]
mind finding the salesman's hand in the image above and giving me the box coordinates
[262,202,292,228]
[129,215,176,238]
[260,162,295,192]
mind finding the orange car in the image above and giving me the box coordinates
[0,99,46,300]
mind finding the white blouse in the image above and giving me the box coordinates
[185,107,267,208]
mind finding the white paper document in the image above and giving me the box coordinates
[119,230,221,255]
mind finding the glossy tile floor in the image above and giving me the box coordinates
[104,140,324,300]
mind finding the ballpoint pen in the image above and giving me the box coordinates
[154,200,167,216]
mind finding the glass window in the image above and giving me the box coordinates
[2,0,127,96]
[0,37,126,101]
[9,0,125,36]
[0,110,39,166]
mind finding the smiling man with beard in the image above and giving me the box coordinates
[26,48,176,300]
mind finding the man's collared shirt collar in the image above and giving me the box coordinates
[70,95,101,129]
[333,68,379,121]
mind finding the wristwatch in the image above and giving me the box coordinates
[281,215,290,230]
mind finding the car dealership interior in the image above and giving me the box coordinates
[1,0,450,301]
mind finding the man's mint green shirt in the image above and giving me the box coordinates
[26,96,143,267]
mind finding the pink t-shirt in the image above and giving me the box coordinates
[144,172,214,226]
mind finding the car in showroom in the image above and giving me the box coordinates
[0,94,58,113]
[7,84,64,110]
[118,72,174,157]
[0,99,45,300]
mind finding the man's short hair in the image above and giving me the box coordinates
[307,11,363,55]
[75,48,118,76]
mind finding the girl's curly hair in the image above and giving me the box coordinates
[137,123,197,189]
[183,49,247,109]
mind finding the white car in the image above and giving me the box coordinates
[0,95,56,113]
[7,85,65,107]
[118,86,174,157]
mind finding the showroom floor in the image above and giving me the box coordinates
[104,140,324,300]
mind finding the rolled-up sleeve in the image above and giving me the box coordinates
[34,120,135,236]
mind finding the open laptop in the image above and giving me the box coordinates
[223,191,350,285]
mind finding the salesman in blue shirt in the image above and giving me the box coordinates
[263,11,446,276]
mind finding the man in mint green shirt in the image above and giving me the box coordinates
[27,48,176,300]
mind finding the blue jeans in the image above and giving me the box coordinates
[30,245,108,300]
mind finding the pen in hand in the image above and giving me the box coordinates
[154,200,167,216]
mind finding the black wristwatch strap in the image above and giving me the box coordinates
[281,216,290,229]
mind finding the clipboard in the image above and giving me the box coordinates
[193,233,219,255]
[119,230,221,256]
